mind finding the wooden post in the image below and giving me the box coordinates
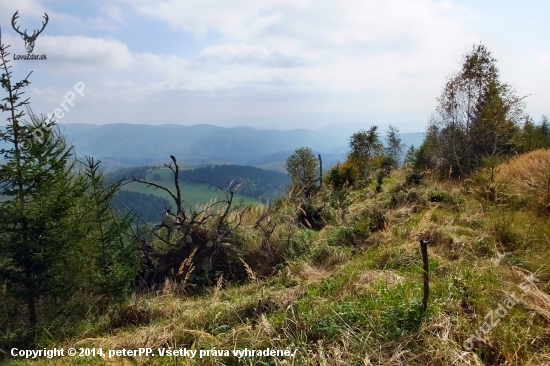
[318,154,323,187]
[419,239,431,313]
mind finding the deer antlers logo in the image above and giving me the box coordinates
[11,11,49,54]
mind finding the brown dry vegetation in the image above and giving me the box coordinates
[2,154,550,366]
[496,149,550,210]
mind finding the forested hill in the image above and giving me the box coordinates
[179,164,290,201]
[106,164,289,222]
[105,164,290,202]
[104,165,150,184]
[111,190,169,223]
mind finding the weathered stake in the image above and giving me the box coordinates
[318,154,323,187]
[419,238,431,313]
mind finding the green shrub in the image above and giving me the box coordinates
[473,157,510,205]
[287,229,317,258]
[326,162,358,189]
[330,188,351,205]
[428,188,456,204]
[405,169,423,185]
[327,225,356,245]
[353,207,387,236]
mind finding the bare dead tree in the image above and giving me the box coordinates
[129,157,251,289]
[131,155,185,217]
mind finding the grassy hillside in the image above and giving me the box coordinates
[4,155,550,365]
[178,164,289,201]
[118,166,260,209]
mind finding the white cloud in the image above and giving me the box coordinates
[39,36,135,69]
[0,0,48,19]
[197,43,309,68]
[117,0,475,94]
[128,0,272,36]
[537,52,550,69]
[99,4,124,24]
[12,0,546,129]
[11,0,476,97]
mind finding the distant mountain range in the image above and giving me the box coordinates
[1,123,425,171]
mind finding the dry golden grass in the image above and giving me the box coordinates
[497,148,550,209]
[211,274,224,303]
[295,263,331,283]
[239,258,258,283]
[526,353,550,365]
[512,266,550,321]
[409,204,440,242]
[349,270,404,297]
[268,285,304,309]
[159,246,197,295]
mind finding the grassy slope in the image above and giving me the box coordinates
[6,169,550,365]
[122,167,259,209]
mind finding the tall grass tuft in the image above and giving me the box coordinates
[497,149,550,212]
[239,258,258,283]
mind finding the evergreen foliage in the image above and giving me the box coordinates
[112,190,170,222]
[516,115,550,153]
[1,29,550,365]
[0,42,88,329]
[0,38,136,347]
[81,157,139,304]
[403,145,418,166]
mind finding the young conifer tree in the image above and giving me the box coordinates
[0,32,136,340]
[81,156,138,307]
[0,36,88,330]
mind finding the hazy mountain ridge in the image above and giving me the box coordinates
[1,124,425,171]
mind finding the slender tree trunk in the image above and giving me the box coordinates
[27,290,37,327]
[23,242,37,328]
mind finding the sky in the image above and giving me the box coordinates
[0,0,548,132]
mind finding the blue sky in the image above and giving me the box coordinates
[0,0,548,132]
